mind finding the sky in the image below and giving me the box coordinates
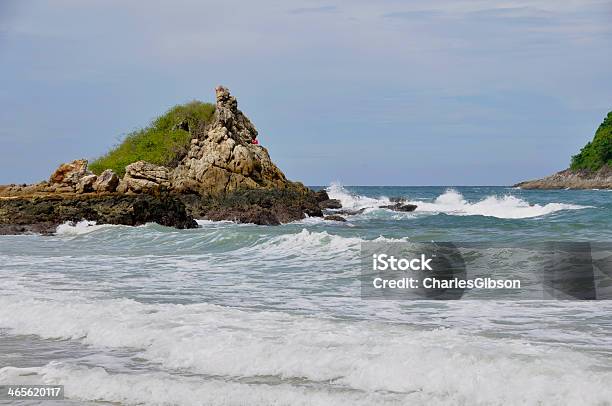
[1,0,611,186]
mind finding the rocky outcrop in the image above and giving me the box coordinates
[46,159,95,193]
[0,86,328,233]
[76,174,97,193]
[312,189,343,211]
[93,169,119,192]
[514,166,612,189]
[324,215,347,222]
[319,199,342,209]
[118,161,171,193]
[330,208,366,216]
[0,193,197,235]
[380,203,418,212]
[378,197,417,212]
[2,161,121,196]
[172,86,293,196]
[49,159,91,185]
[179,188,322,225]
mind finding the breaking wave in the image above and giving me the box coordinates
[1,290,611,405]
[55,220,115,235]
[326,184,590,219]
[410,189,590,219]
[326,183,391,210]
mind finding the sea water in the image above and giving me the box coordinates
[1,185,611,405]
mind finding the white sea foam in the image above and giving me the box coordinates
[257,228,363,251]
[409,189,589,219]
[326,183,391,210]
[232,229,408,262]
[0,363,400,406]
[55,220,111,235]
[292,215,328,225]
[0,290,611,405]
[326,184,590,219]
[195,219,237,227]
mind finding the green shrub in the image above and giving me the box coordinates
[89,101,215,177]
[570,111,612,171]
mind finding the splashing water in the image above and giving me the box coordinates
[326,184,590,219]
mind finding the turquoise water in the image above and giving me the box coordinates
[0,185,611,405]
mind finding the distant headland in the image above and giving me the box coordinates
[515,111,612,189]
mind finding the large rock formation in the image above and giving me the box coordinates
[0,86,330,233]
[172,86,293,196]
[118,161,171,194]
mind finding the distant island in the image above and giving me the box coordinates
[515,111,612,189]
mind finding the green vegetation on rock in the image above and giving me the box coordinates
[570,111,612,171]
[89,101,215,177]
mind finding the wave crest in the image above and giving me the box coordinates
[326,184,590,219]
[1,292,611,405]
[55,220,109,235]
[413,189,589,219]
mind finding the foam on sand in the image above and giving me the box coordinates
[0,289,610,405]
[0,363,401,406]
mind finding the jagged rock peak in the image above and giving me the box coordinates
[212,85,258,144]
[172,86,292,196]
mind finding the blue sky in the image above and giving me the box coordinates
[1,0,611,185]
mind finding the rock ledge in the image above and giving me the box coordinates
[514,166,612,190]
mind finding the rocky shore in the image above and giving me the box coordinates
[0,86,418,234]
[0,86,334,234]
[0,193,197,235]
[514,165,612,190]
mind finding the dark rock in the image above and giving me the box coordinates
[0,193,197,235]
[380,203,417,212]
[205,206,280,225]
[0,223,58,236]
[181,188,323,225]
[324,215,347,222]
[319,199,342,209]
[313,190,330,202]
[331,208,366,216]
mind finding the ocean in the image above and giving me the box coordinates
[1,185,611,405]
